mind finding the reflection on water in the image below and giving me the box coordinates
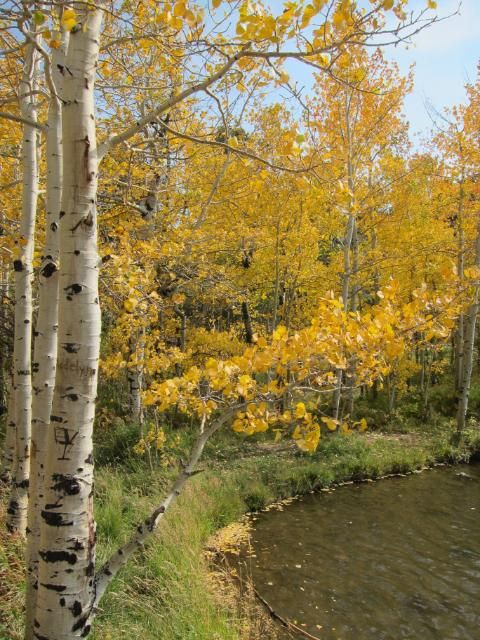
[248,464,480,640]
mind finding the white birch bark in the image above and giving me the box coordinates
[25,36,67,639]
[35,7,103,638]
[7,41,39,534]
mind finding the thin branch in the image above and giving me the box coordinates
[91,408,237,617]
[0,110,45,130]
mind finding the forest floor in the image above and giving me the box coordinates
[1,420,480,640]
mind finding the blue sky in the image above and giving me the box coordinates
[277,0,479,139]
[385,0,480,139]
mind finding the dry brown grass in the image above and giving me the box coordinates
[0,485,25,640]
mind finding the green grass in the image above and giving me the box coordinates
[90,422,480,639]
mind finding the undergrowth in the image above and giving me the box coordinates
[1,419,479,640]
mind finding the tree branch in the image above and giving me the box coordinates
[90,409,236,618]
[0,111,45,131]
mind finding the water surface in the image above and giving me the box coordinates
[248,464,480,640]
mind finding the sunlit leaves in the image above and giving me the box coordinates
[61,8,77,31]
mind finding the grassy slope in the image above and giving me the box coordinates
[1,423,480,640]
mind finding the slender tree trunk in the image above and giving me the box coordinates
[387,375,396,415]
[35,8,104,638]
[457,221,480,433]
[127,332,144,424]
[0,379,15,484]
[241,300,254,344]
[333,89,357,422]
[454,175,465,391]
[25,39,66,638]
[346,223,358,416]
[7,42,39,534]
[0,206,14,484]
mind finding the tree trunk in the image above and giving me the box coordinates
[241,300,254,344]
[35,8,103,638]
[0,379,15,484]
[127,333,144,424]
[457,222,480,433]
[7,42,39,534]
[454,176,465,391]
[25,38,66,638]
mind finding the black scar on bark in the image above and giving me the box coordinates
[64,283,83,295]
[70,600,82,617]
[84,453,94,464]
[85,561,94,576]
[50,222,58,232]
[82,626,91,637]
[33,633,49,640]
[41,510,74,527]
[16,478,29,489]
[71,611,90,633]
[63,342,81,354]
[74,250,80,255]
[41,261,57,278]
[24,319,30,324]
[32,362,39,373]
[63,393,79,401]
[40,582,67,592]
[13,259,24,272]
[39,550,78,565]
[68,539,85,551]
[60,598,66,607]
[51,415,64,423]
[6,500,18,517]
[60,210,65,218]
[52,473,81,495]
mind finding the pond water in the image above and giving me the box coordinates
[247,464,480,640]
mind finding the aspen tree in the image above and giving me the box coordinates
[35,4,104,636]
[25,28,67,638]
[7,39,39,535]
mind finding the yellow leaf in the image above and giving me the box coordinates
[124,298,138,313]
[321,416,338,431]
[273,325,287,340]
[173,2,187,17]
[295,402,306,419]
[63,17,77,31]
[61,8,77,31]
[212,0,222,8]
